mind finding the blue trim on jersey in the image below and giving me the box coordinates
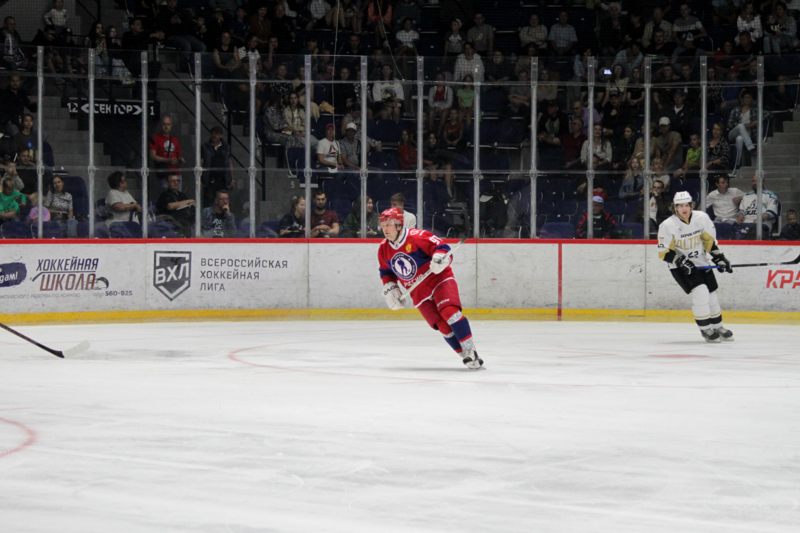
[379,268,394,278]
[434,244,451,254]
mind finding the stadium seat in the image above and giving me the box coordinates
[552,199,578,222]
[236,219,251,238]
[481,154,511,180]
[108,221,143,239]
[41,221,64,239]
[1,221,32,239]
[259,221,280,238]
[148,221,177,238]
[540,222,575,239]
[62,176,89,218]
[622,223,644,239]
[714,222,735,240]
[76,221,109,239]
[605,200,626,217]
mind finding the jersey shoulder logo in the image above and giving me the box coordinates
[405,243,412,252]
[390,252,417,281]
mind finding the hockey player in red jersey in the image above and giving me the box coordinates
[377,208,483,369]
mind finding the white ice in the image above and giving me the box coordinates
[1,320,800,532]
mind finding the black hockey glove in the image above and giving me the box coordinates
[674,255,695,275]
[711,251,733,273]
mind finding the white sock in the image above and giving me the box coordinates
[691,285,713,330]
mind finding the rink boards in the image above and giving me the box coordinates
[0,239,798,324]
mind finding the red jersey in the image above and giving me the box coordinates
[378,228,453,307]
[149,133,183,174]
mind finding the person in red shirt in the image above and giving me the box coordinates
[149,114,184,189]
[378,207,483,369]
[397,129,417,171]
[310,190,340,238]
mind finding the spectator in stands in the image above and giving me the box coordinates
[653,63,680,111]
[200,126,235,209]
[736,174,779,239]
[248,5,272,49]
[105,172,141,228]
[15,150,37,196]
[644,29,676,68]
[519,13,547,55]
[727,91,760,167]
[2,161,24,191]
[394,0,421,30]
[31,25,65,77]
[397,129,418,171]
[736,2,763,43]
[542,116,586,173]
[317,124,344,173]
[600,3,627,57]
[44,0,68,37]
[310,190,340,238]
[428,73,453,137]
[485,50,512,91]
[672,3,707,61]
[84,21,134,85]
[0,75,37,137]
[619,157,645,201]
[390,192,417,229]
[535,68,557,105]
[567,46,595,110]
[673,132,702,180]
[714,40,736,75]
[707,122,731,178]
[332,66,358,113]
[612,124,637,172]
[157,173,195,237]
[340,0,364,34]
[0,176,25,225]
[270,3,297,51]
[204,9,230,50]
[341,195,382,238]
[440,0,473,35]
[1,16,27,71]
[571,100,601,137]
[651,157,671,192]
[284,92,318,148]
[453,41,484,82]
[513,43,536,78]
[365,0,392,48]
[733,31,760,71]
[764,2,798,56]
[372,64,404,122]
[121,18,164,89]
[538,100,570,141]
[467,12,493,56]
[712,0,737,26]
[157,0,207,67]
[279,196,306,237]
[655,117,684,173]
[213,31,241,80]
[580,124,613,172]
[230,7,249,47]
[662,88,691,142]
[149,115,185,190]
[13,115,39,163]
[395,18,420,76]
[625,10,644,46]
[457,75,476,125]
[779,209,799,240]
[642,7,672,49]
[422,132,455,198]
[201,189,236,238]
[612,42,643,79]
[548,10,578,57]
[577,196,618,239]
[636,179,670,231]
[209,0,242,19]
[707,175,744,224]
[443,18,466,65]
[604,65,628,105]
[442,108,465,151]
[601,90,632,142]
[339,122,365,170]
[43,175,77,237]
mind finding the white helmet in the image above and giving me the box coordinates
[673,191,693,205]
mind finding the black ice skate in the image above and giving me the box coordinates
[462,349,484,370]
[701,329,721,343]
[715,327,734,341]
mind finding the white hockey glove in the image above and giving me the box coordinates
[382,282,405,310]
[430,252,451,275]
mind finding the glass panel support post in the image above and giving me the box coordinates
[586,57,595,239]
[141,52,149,238]
[756,55,765,240]
[700,55,708,212]
[304,55,313,239]
[194,53,203,238]
[88,48,96,238]
[530,58,538,239]
[643,57,652,240]
[416,56,424,230]
[249,52,257,238]
[36,47,44,239]
[361,56,369,237]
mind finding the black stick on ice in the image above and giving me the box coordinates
[0,321,89,359]
[398,237,468,302]
[697,252,800,270]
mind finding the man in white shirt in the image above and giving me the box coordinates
[736,174,780,239]
[706,176,744,223]
[316,124,343,173]
[453,42,484,82]
[391,192,417,230]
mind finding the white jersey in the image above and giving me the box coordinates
[657,211,717,270]
[739,189,779,223]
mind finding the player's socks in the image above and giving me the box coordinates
[691,285,713,330]
[445,311,474,351]
[442,331,463,353]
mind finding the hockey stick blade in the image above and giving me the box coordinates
[399,237,469,302]
[697,252,800,270]
[62,340,91,358]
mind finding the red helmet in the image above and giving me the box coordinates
[379,207,404,226]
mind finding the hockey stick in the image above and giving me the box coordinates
[697,252,800,270]
[0,321,90,359]
[398,237,469,302]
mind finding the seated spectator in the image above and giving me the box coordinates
[263,93,305,150]
[611,42,643,79]
[442,108,465,151]
[457,76,476,125]
[548,11,578,57]
[625,10,644,46]
[453,42,484,82]
[372,64,404,122]
[707,175,744,224]
[157,173,196,237]
[342,33,365,64]
[653,64,680,112]
[707,122,731,178]
[519,13,548,55]
[655,117,684,173]
[534,68,558,106]
[2,161,24,191]
[567,46,596,109]
[736,174,779,239]
[733,31,760,70]
[727,91,760,167]
[600,3,626,57]
[43,175,78,237]
[672,3,707,62]
[422,132,455,198]
[201,189,236,238]
[428,73,453,137]
[340,107,382,151]
[764,2,798,56]
[341,195,383,238]
[571,100,601,137]
[651,157,671,192]
[31,25,65,76]
[577,196,618,239]
[506,70,532,119]
[612,124,637,172]
[43,0,68,37]
[736,3,763,43]
[538,100,569,140]
[200,126,235,208]
[644,29,676,69]
[467,13,494,55]
[105,172,141,227]
[779,209,799,240]
[15,150,38,196]
[714,40,736,75]
[213,31,241,80]
[0,75,37,137]
[310,190,339,238]
[284,92,315,148]
[390,192,416,229]
[604,65,629,106]
[204,8,230,49]
[662,89,691,142]
[394,18,419,66]
[1,16,28,71]
[279,196,306,237]
[157,0,207,68]
[601,90,632,142]
[333,66,359,113]
[339,122,368,171]
[580,124,613,172]
[149,115,184,190]
[394,0,420,29]
[443,18,466,65]
[539,116,586,172]
[642,7,673,49]
[339,0,364,34]
[635,179,671,231]
[121,18,164,86]
[230,7,249,47]
[485,50,511,90]
[249,5,272,48]
[0,176,25,225]
[12,114,40,163]
[317,124,344,173]
[397,129,417,171]
[365,0,392,49]
[678,64,699,110]
[674,133,702,181]
[619,158,645,202]
[26,193,50,225]
[514,43,537,79]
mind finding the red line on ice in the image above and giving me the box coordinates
[0,416,37,458]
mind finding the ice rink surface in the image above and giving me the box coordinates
[1,320,800,533]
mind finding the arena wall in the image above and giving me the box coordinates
[0,239,798,325]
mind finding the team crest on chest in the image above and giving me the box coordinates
[390,253,417,281]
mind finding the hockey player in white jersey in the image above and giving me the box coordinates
[657,191,734,343]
